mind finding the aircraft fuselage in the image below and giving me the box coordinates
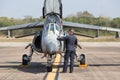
[41,14,64,54]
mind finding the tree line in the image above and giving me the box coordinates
[64,11,120,28]
[0,11,120,36]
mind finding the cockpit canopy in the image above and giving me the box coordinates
[44,14,62,36]
[44,0,61,16]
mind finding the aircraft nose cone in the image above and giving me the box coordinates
[47,42,56,53]
[45,33,59,54]
[46,39,59,54]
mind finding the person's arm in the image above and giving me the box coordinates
[75,38,82,49]
[77,44,82,49]
[57,36,67,41]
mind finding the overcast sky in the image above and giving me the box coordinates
[0,0,120,19]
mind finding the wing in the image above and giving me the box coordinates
[63,21,120,32]
[0,21,44,31]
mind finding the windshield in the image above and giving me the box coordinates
[56,24,60,31]
[50,24,54,31]
[44,23,61,36]
[45,25,49,31]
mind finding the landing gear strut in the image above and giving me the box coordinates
[46,55,53,72]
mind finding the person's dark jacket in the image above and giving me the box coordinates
[58,34,77,51]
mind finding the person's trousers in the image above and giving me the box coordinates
[63,51,75,72]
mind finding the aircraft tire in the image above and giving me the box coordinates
[80,54,85,65]
[47,66,52,72]
[22,54,29,65]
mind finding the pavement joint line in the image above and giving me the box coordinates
[45,54,61,80]
[1,42,120,47]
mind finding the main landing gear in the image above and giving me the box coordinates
[76,52,86,67]
[79,54,86,65]
[22,54,29,65]
[22,44,33,66]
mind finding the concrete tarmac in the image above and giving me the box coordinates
[0,42,120,80]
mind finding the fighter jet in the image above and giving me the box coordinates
[0,0,120,72]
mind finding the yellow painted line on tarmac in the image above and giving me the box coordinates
[45,54,61,80]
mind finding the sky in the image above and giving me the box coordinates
[0,0,120,19]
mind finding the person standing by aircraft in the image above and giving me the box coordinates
[57,29,81,73]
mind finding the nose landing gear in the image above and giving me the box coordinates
[46,55,53,72]
[46,66,52,72]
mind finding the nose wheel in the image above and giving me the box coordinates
[46,66,52,72]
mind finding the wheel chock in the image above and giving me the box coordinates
[79,64,88,68]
